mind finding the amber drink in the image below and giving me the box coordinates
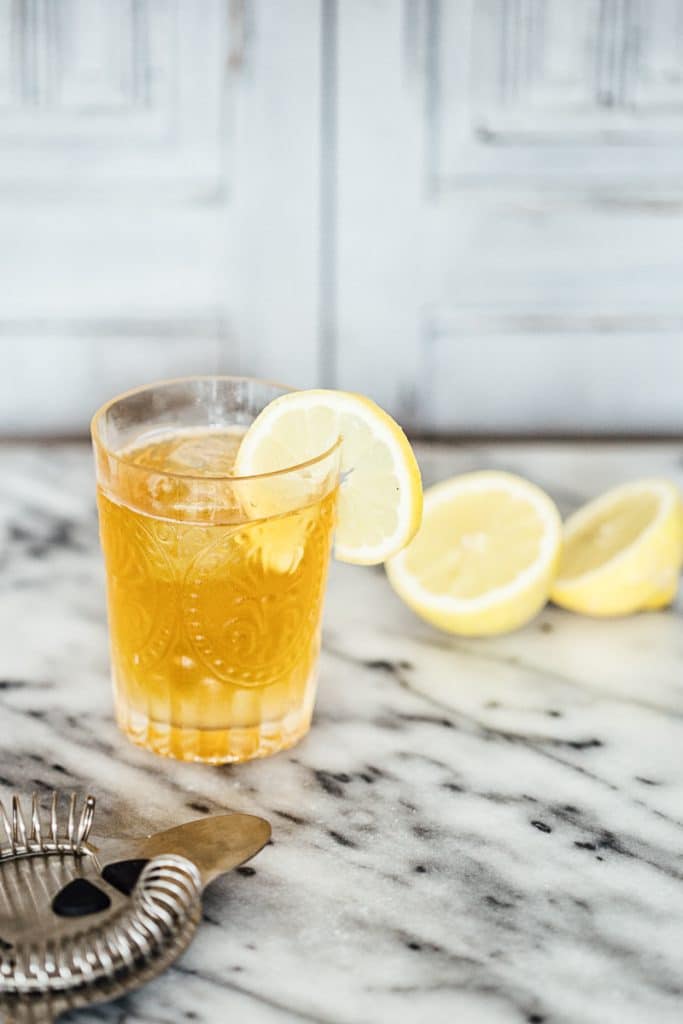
[91,378,340,763]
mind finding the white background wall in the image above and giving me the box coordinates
[1,0,682,436]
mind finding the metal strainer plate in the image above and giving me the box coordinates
[0,793,271,1023]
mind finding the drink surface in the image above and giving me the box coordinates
[97,428,337,762]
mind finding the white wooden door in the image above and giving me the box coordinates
[3,0,682,436]
[0,0,323,434]
[334,0,683,434]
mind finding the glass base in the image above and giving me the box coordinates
[113,681,316,764]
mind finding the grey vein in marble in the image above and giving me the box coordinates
[0,441,681,1024]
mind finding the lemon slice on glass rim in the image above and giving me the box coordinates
[386,471,562,636]
[234,389,423,565]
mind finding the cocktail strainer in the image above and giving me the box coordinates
[0,792,271,1023]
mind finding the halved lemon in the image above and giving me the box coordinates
[551,479,683,616]
[385,471,562,636]
[235,389,422,565]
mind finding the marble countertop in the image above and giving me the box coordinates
[0,440,682,1024]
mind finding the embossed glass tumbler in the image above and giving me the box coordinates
[91,377,341,764]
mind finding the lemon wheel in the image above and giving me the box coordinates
[235,389,423,565]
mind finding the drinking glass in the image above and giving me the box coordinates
[91,377,341,763]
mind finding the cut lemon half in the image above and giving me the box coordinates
[385,471,562,636]
[235,389,422,565]
[551,479,683,616]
